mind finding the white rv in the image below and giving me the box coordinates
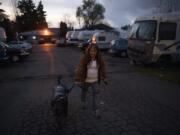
[78,30,95,42]
[67,30,80,45]
[66,31,73,41]
[128,12,180,64]
[0,27,7,41]
[77,30,102,47]
[91,31,119,49]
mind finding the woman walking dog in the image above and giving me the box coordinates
[74,44,107,118]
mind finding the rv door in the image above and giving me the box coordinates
[157,22,177,52]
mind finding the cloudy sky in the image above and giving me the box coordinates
[1,0,180,28]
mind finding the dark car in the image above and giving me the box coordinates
[38,38,45,44]
[0,41,29,62]
[8,41,32,53]
[109,38,128,57]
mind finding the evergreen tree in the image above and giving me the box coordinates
[59,22,67,46]
[0,2,8,22]
[36,0,47,29]
[16,0,47,32]
[0,2,16,41]
[16,0,37,31]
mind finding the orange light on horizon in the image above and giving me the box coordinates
[44,29,49,35]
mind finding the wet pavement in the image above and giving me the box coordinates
[0,44,180,135]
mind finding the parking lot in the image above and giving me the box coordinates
[0,44,180,135]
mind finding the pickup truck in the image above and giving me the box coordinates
[0,41,29,62]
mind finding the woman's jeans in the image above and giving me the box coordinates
[81,82,100,111]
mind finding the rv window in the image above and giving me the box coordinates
[98,36,106,41]
[159,22,177,40]
[129,23,139,39]
[129,20,157,41]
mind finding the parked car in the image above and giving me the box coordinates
[109,38,128,57]
[51,38,57,44]
[0,41,29,62]
[8,41,32,52]
[38,38,45,44]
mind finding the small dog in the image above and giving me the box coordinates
[51,76,74,118]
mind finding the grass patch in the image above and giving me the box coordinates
[136,64,180,85]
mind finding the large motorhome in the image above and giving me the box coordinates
[66,31,73,41]
[91,31,119,49]
[67,30,80,45]
[127,12,180,64]
[77,30,102,47]
[78,30,97,42]
[0,27,7,41]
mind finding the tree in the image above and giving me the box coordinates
[36,0,47,29]
[0,2,8,22]
[76,0,105,29]
[16,0,47,32]
[16,0,37,31]
[63,14,74,30]
[76,7,82,28]
[0,2,16,41]
[59,21,67,46]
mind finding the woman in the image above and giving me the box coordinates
[74,44,106,118]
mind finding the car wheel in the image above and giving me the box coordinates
[11,55,20,62]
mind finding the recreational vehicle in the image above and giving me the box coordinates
[91,31,119,49]
[78,30,95,42]
[127,12,180,64]
[66,31,73,41]
[77,30,101,47]
[67,30,80,45]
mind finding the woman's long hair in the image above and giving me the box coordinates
[84,44,102,66]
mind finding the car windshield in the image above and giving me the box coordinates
[129,20,157,41]
[0,41,9,48]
